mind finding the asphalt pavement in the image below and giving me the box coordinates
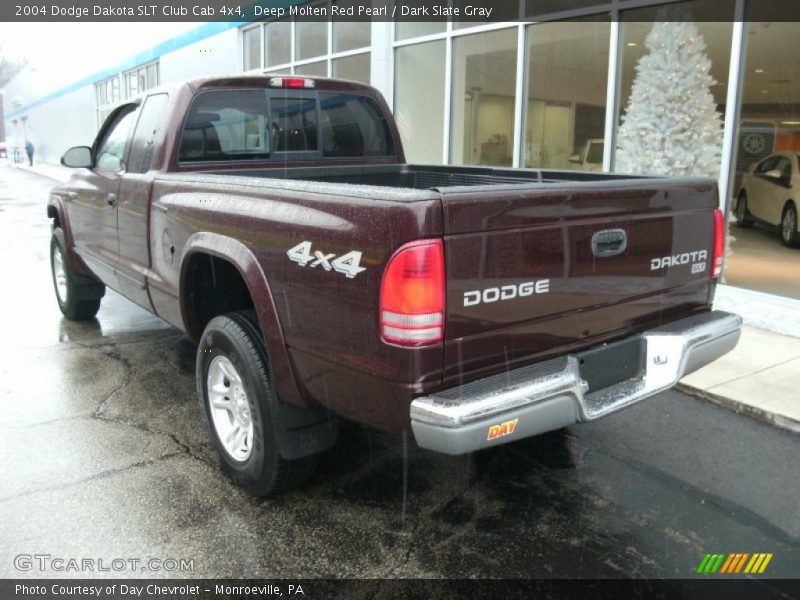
[1,165,798,581]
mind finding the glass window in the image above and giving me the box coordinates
[243,26,262,71]
[726,14,800,299]
[396,22,446,41]
[128,94,169,173]
[271,97,319,152]
[179,90,270,162]
[332,53,370,85]
[333,15,371,52]
[295,60,327,77]
[524,18,610,170]
[96,108,139,171]
[394,40,446,164]
[525,0,608,18]
[450,28,518,166]
[296,20,327,61]
[127,72,139,97]
[123,64,158,99]
[615,1,733,177]
[755,155,779,175]
[265,20,291,68]
[734,21,800,193]
[319,92,395,157]
[146,63,157,88]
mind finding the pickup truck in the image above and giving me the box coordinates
[48,75,742,496]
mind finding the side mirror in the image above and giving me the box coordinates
[569,153,581,164]
[61,146,93,168]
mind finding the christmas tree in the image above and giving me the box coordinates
[616,21,723,177]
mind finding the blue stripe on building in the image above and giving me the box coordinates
[5,21,241,120]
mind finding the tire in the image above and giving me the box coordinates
[735,192,753,228]
[197,310,318,496]
[782,203,799,247]
[50,229,103,320]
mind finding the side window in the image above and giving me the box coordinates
[179,90,269,162]
[95,108,139,171]
[755,156,778,175]
[775,156,791,181]
[270,97,318,152]
[128,93,169,173]
[319,92,395,158]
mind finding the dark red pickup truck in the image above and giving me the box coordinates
[48,75,741,496]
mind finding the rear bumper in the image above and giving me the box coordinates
[410,310,742,455]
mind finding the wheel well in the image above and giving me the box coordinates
[183,253,255,341]
[783,200,797,217]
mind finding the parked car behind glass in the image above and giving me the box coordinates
[736,152,800,247]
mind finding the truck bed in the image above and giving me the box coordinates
[168,162,719,387]
[203,163,644,192]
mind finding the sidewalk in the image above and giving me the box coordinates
[15,161,800,435]
[10,159,73,183]
[681,287,800,434]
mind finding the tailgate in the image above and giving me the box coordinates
[440,179,717,383]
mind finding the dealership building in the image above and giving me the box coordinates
[3,0,798,298]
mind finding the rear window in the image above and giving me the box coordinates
[271,97,318,152]
[178,88,396,163]
[320,92,395,158]
[179,90,270,162]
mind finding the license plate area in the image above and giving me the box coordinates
[577,335,645,394]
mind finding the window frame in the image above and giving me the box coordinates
[175,87,400,167]
[268,92,322,160]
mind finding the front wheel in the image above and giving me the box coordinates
[197,310,317,496]
[50,229,103,320]
[782,203,799,247]
[735,193,753,228]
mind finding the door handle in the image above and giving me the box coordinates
[107,194,117,207]
[592,229,627,257]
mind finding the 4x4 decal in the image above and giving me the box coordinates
[287,241,366,279]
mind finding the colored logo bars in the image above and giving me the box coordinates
[696,553,773,574]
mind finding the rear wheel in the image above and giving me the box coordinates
[735,192,753,228]
[50,229,103,320]
[782,203,799,247]
[197,310,318,496]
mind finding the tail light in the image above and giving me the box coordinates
[712,208,725,279]
[380,239,444,347]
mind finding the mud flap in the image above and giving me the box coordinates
[272,401,339,460]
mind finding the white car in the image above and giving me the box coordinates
[736,152,799,247]
[569,139,604,172]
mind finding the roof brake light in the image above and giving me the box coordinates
[268,77,316,89]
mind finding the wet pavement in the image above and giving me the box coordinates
[1,165,799,580]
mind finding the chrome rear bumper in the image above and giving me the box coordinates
[410,310,742,455]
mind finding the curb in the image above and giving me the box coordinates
[678,383,800,436]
